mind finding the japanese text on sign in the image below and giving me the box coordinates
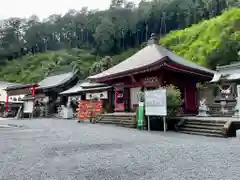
[145,88,167,116]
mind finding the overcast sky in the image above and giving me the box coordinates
[0,0,140,20]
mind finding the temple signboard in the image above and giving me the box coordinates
[141,76,160,87]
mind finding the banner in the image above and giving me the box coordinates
[137,102,144,128]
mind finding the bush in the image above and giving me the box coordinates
[165,85,181,117]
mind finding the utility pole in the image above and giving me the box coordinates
[145,23,148,41]
[81,28,84,43]
[138,29,140,45]
[160,12,166,36]
[122,29,124,50]
[86,30,89,48]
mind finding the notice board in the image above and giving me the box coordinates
[23,100,34,113]
[145,88,167,116]
[77,100,103,120]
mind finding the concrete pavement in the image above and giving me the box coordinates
[0,119,239,180]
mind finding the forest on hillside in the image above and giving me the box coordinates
[0,0,239,83]
[0,0,239,60]
[160,8,240,68]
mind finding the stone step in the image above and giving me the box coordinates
[119,121,136,125]
[119,119,136,122]
[98,121,136,128]
[117,124,136,128]
[186,121,225,126]
[101,117,134,120]
[98,120,120,124]
[179,127,222,134]
[103,114,136,118]
[179,130,224,137]
[210,113,235,117]
[186,119,226,124]
[184,124,223,130]
[97,115,137,128]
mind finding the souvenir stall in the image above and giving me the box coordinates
[60,82,113,121]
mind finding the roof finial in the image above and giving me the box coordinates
[148,33,158,45]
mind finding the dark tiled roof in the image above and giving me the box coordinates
[38,72,77,90]
[0,81,22,89]
[88,44,215,80]
[5,83,38,91]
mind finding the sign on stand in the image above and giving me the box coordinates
[145,88,167,131]
[234,85,240,117]
[23,100,34,119]
[77,100,102,122]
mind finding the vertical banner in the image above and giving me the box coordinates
[137,102,144,128]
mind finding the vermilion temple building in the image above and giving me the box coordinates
[88,34,215,114]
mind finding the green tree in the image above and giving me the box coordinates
[89,56,114,75]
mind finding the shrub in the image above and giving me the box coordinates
[165,85,181,117]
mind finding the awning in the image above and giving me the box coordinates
[80,82,107,88]
[226,73,240,80]
[60,84,83,95]
[78,86,112,92]
[60,83,112,95]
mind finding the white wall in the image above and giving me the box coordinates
[130,87,141,108]
[0,89,24,103]
[0,89,7,102]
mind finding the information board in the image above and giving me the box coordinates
[145,88,167,116]
[77,100,102,120]
[23,100,34,113]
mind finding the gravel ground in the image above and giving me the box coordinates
[0,119,240,180]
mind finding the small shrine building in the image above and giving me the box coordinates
[60,81,113,113]
[200,62,240,116]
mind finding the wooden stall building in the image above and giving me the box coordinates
[4,70,79,118]
[60,82,113,120]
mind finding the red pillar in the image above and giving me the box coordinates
[31,86,35,97]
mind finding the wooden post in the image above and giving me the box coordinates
[163,116,167,132]
[5,95,9,114]
[148,116,150,131]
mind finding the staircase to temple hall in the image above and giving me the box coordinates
[95,112,137,128]
[176,118,227,137]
